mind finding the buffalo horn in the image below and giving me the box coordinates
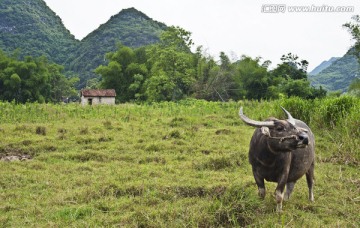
[239,107,275,127]
[281,106,296,126]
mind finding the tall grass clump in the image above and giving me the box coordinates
[315,96,359,129]
[208,185,262,227]
[312,96,360,164]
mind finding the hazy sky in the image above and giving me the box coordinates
[43,0,359,71]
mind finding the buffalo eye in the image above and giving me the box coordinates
[276,125,285,131]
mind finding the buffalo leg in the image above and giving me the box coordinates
[275,153,291,212]
[284,182,296,201]
[306,162,315,202]
[275,185,286,212]
[252,168,266,199]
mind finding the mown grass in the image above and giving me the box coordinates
[0,98,359,227]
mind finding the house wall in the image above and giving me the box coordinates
[81,96,115,105]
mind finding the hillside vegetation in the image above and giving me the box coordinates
[0,50,78,103]
[309,48,359,92]
[0,0,167,88]
[0,0,78,65]
[68,7,167,88]
[0,97,359,227]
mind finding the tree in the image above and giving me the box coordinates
[343,15,360,63]
[270,53,325,99]
[159,26,194,52]
[48,64,79,102]
[191,46,223,100]
[95,44,148,102]
[344,15,360,96]
[234,56,271,100]
[144,26,196,101]
[0,50,77,103]
[281,79,312,98]
[272,53,308,80]
[94,27,196,103]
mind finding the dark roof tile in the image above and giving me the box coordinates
[81,89,116,97]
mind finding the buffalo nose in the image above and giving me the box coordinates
[298,132,309,145]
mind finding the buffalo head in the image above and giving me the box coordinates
[239,107,310,153]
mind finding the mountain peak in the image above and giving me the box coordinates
[66,7,167,88]
[309,57,340,76]
[82,7,167,44]
[106,7,166,31]
[119,7,151,19]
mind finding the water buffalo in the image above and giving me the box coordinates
[239,106,315,212]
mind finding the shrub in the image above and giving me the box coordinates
[36,126,46,135]
[79,127,89,135]
[102,120,113,129]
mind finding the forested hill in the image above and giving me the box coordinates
[3,0,357,93]
[0,1,167,88]
[0,0,78,65]
[308,57,339,76]
[67,7,167,88]
[309,48,359,92]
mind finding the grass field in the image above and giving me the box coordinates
[0,98,359,227]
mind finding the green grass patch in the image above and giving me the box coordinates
[0,98,359,226]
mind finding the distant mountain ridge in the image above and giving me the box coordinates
[309,48,359,92]
[0,0,167,88]
[309,57,340,76]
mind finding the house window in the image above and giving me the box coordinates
[88,98,93,105]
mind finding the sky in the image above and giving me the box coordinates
[43,0,359,71]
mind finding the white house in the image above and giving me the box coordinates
[80,89,116,105]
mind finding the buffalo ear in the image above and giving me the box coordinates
[261,127,271,136]
[297,127,309,133]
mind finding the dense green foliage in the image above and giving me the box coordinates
[0,0,78,65]
[96,34,326,102]
[0,50,78,103]
[95,27,197,103]
[0,98,359,226]
[95,45,148,102]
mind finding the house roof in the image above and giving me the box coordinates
[81,89,116,97]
